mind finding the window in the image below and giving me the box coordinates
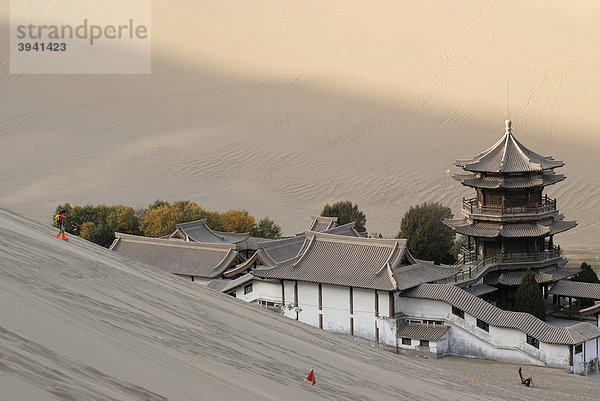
[350,317,354,336]
[452,306,465,319]
[575,344,583,354]
[402,338,411,345]
[318,283,322,310]
[530,191,542,206]
[419,340,429,347]
[506,193,527,207]
[244,283,253,294]
[526,335,539,349]
[319,314,323,329]
[375,291,379,317]
[476,318,489,332]
[423,320,443,325]
[349,287,354,314]
[484,193,503,206]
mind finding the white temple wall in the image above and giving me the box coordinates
[277,281,396,347]
[377,290,390,318]
[234,280,281,304]
[353,288,376,340]
[398,296,574,368]
[376,316,396,348]
[572,339,600,375]
[297,282,320,327]
[397,338,445,356]
[282,280,296,307]
[321,284,350,334]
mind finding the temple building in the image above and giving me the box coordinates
[445,120,577,307]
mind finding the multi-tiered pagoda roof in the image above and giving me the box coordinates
[454,120,566,189]
[445,121,577,306]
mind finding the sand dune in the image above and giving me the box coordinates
[1,1,600,252]
[1,208,600,400]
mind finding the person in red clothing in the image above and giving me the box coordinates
[54,210,68,241]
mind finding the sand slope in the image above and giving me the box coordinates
[1,1,600,251]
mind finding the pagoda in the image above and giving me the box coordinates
[445,120,577,308]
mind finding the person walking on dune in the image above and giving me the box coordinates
[54,210,68,241]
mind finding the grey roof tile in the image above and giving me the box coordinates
[464,283,498,297]
[401,284,600,344]
[580,303,600,316]
[173,219,249,244]
[254,232,405,291]
[322,221,362,237]
[397,323,449,341]
[455,172,565,189]
[549,280,600,300]
[455,121,564,174]
[111,233,238,278]
[450,220,576,238]
[393,263,461,291]
[496,271,554,285]
[259,235,307,263]
[308,215,338,232]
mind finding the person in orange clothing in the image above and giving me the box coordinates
[54,210,68,241]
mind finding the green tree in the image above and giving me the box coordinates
[148,200,170,210]
[80,221,115,248]
[253,217,282,239]
[106,206,140,234]
[321,201,366,232]
[172,200,206,223]
[397,202,455,264]
[220,209,256,233]
[515,268,546,321]
[572,262,600,284]
[451,235,467,263]
[140,205,184,237]
[571,262,600,308]
[204,210,226,231]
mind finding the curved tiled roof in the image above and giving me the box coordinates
[308,215,338,232]
[258,235,307,263]
[485,266,579,286]
[397,323,449,341]
[254,232,405,291]
[322,221,363,237]
[110,233,238,278]
[464,283,498,297]
[401,284,600,344]
[497,271,554,286]
[454,172,565,189]
[549,280,600,300]
[448,219,576,238]
[173,219,250,244]
[223,249,277,278]
[393,263,462,291]
[455,121,564,174]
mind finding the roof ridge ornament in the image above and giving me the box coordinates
[505,119,512,135]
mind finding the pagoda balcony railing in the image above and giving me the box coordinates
[445,246,562,284]
[462,196,557,218]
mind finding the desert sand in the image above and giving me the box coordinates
[0,207,599,400]
[1,1,600,255]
